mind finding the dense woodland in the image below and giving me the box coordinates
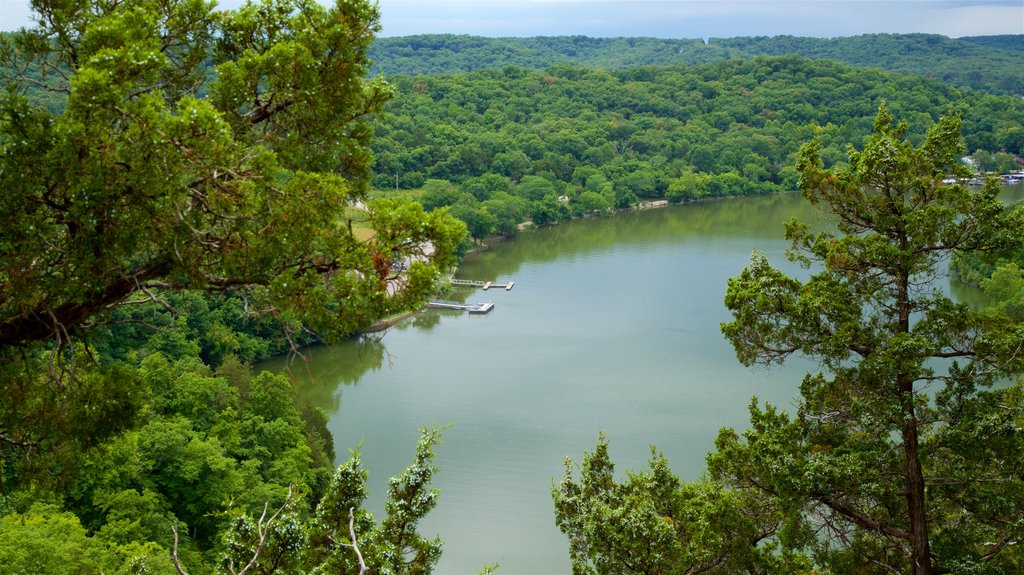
[1,1,1023,574]
[369,33,1024,95]
[369,57,1024,239]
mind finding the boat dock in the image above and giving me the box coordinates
[449,278,515,291]
[427,300,495,314]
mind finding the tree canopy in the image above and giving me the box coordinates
[0,1,463,572]
[718,106,1024,573]
[368,57,1024,240]
[369,33,1024,96]
[0,0,465,353]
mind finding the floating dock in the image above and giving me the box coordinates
[427,300,495,314]
[449,278,515,291]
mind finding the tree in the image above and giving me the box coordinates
[666,170,710,202]
[0,0,464,355]
[720,106,1024,573]
[418,179,463,211]
[169,427,448,575]
[981,262,1024,321]
[574,191,611,216]
[0,5,466,572]
[0,503,177,575]
[450,202,497,240]
[482,192,527,236]
[299,427,446,574]
[553,434,810,575]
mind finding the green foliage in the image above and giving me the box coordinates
[220,427,446,574]
[0,0,464,354]
[715,34,1024,97]
[0,4,465,574]
[553,434,811,575]
[0,503,109,574]
[972,149,1022,174]
[0,347,148,494]
[7,341,448,574]
[981,261,1024,321]
[369,34,1024,96]
[0,502,179,575]
[719,106,1024,573]
[372,57,1024,235]
[3,395,450,575]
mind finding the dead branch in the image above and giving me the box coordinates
[170,486,294,575]
[171,523,189,575]
[228,486,295,575]
[326,506,368,574]
[345,506,369,575]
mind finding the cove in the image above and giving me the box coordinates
[263,186,1021,574]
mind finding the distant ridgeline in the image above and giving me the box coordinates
[5,31,1020,241]
[367,56,1024,238]
[369,33,1024,96]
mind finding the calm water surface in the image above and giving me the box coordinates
[265,187,1021,575]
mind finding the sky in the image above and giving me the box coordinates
[1,0,1022,38]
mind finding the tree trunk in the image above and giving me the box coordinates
[897,266,933,575]
[901,401,933,575]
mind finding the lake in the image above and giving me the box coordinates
[265,186,1021,574]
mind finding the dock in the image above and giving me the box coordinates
[427,300,495,314]
[450,278,515,291]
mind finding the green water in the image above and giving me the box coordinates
[267,187,1022,575]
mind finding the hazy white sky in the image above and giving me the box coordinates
[1,0,1022,37]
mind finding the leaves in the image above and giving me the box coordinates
[304,427,446,575]
[0,0,464,352]
[554,434,810,575]
[720,106,1024,572]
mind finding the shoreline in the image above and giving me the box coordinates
[365,309,418,332]
[364,193,783,334]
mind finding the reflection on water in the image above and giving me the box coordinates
[260,337,387,414]
[260,184,1023,575]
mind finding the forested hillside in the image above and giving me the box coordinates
[369,56,1024,238]
[0,0,464,572]
[2,0,1022,572]
[960,34,1024,52]
[370,33,1024,95]
[714,34,1024,95]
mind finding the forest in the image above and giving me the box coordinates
[368,57,1024,240]
[0,0,1022,573]
[369,33,1024,95]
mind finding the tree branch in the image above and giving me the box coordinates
[0,257,174,348]
[981,535,1017,561]
[170,487,294,575]
[171,523,189,575]
[814,494,911,542]
[229,486,294,575]
[345,506,369,575]
[0,430,39,450]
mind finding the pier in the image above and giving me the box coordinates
[427,300,495,314]
[449,278,515,291]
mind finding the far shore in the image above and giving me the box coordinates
[364,193,769,334]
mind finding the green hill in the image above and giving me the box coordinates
[369,33,1024,95]
[367,56,1024,238]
